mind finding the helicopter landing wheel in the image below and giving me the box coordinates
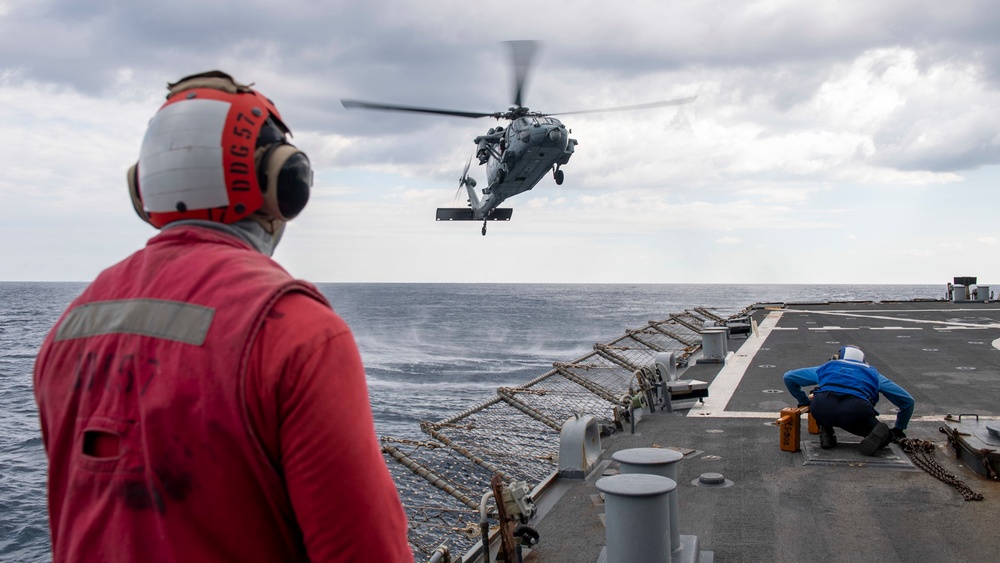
[554,168,564,185]
[481,223,487,236]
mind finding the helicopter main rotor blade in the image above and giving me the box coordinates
[341,99,494,119]
[546,96,698,116]
[506,40,539,109]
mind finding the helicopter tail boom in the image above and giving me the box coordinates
[436,208,513,221]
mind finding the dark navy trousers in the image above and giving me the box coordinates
[810,391,878,437]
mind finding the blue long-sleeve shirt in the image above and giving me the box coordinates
[783,364,915,429]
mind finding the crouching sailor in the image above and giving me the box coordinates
[783,346,915,456]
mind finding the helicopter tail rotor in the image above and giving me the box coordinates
[455,155,477,203]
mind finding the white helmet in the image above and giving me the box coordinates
[127,70,312,228]
[838,345,865,362]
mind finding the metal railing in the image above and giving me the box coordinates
[380,308,745,561]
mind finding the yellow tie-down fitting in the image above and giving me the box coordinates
[775,404,820,452]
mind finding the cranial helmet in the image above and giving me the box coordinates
[838,345,865,362]
[127,70,312,228]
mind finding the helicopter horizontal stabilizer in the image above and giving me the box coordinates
[436,208,513,221]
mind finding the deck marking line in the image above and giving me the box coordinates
[691,412,1000,421]
[687,310,782,417]
[788,309,1000,330]
[788,307,1000,314]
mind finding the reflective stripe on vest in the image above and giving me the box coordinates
[35,226,328,562]
[55,299,215,345]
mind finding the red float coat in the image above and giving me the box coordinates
[34,226,412,562]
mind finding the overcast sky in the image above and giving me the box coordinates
[2,0,999,284]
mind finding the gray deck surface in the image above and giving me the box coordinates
[528,300,1000,563]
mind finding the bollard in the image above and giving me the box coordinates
[612,448,684,553]
[699,328,728,363]
[596,473,675,563]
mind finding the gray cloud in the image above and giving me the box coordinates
[5,1,1000,176]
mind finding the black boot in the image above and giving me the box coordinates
[820,426,837,449]
[860,422,893,456]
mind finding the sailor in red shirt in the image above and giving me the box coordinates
[33,71,412,562]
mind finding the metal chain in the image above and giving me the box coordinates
[898,438,984,501]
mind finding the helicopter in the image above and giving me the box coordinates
[342,41,695,236]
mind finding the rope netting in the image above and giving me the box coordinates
[381,309,737,560]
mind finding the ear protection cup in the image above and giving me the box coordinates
[127,163,152,225]
[255,143,312,221]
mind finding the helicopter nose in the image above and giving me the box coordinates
[547,128,564,143]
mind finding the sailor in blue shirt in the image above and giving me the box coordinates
[783,345,914,455]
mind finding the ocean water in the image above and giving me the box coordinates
[0,281,940,561]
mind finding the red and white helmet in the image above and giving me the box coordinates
[127,71,311,228]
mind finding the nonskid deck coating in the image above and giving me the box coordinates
[529,300,1000,563]
[732,302,1000,418]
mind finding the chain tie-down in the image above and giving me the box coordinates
[899,437,984,502]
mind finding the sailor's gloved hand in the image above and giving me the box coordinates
[891,427,906,440]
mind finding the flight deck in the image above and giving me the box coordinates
[530,300,1000,563]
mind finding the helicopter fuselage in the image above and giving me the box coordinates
[343,40,693,235]
[470,115,577,219]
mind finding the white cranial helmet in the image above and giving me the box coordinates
[838,345,865,362]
